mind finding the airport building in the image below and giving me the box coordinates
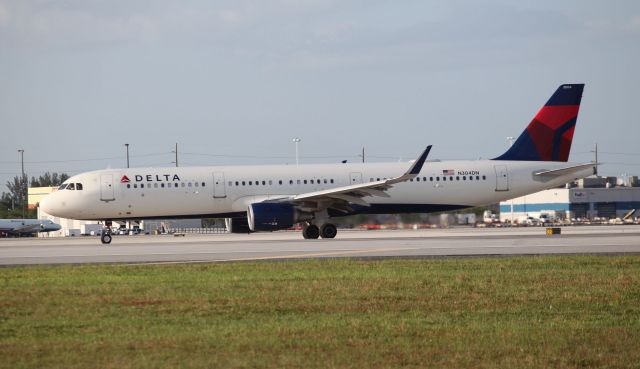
[499,176,640,222]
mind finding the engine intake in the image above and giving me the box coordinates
[248,203,305,232]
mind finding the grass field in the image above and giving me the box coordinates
[1,256,639,369]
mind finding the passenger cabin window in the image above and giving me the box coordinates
[201,182,205,187]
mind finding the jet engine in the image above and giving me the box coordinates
[247,203,309,232]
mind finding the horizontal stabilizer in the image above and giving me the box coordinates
[534,162,597,177]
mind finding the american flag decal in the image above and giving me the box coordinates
[443,169,455,176]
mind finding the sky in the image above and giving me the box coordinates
[1,0,639,192]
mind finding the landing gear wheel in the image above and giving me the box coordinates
[101,232,112,245]
[302,224,320,239]
[320,223,337,239]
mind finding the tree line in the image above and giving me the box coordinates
[0,172,69,219]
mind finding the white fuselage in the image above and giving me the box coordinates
[40,160,594,221]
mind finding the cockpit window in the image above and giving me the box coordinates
[67,183,75,190]
[58,184,68,190]
[76,183,83,190]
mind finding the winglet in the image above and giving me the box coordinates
[405,145,432,175]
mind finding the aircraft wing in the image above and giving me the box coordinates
[271,146,432,213]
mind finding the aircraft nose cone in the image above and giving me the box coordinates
[40,195,55,215]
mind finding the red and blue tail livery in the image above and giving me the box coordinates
[494,84,584,162]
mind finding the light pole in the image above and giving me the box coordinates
[292,137,301,166]
[506,138,514,224]
[18,149,25,218]
[124,143,130,168]
[172,143,179,167]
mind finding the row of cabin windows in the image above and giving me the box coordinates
[123,175,487,189]
[370,175,487,182]
[228,179,335,187]
[58,183,83,191]
[126,182,206,189]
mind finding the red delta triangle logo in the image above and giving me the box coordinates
[121,175,131,183]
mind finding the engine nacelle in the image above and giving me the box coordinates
[225,217,252,234]
[248,203,306,232]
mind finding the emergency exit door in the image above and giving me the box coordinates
[100,174,115,201]
[213,172,227,198]
[349,172,363,185]
[494,165,509,191]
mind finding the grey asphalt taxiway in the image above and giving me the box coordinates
[1,225,639,266]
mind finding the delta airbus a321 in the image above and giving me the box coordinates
[41,84,595,244]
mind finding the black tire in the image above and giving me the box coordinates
[101,233,112,245]
[320,223,337,239]
[302,224,320,239]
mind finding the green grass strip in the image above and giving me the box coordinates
[1,256,639,368]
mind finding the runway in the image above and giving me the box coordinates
[1,225,639,266]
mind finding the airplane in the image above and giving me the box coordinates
[40,84,596,244]
[0,219,61,237]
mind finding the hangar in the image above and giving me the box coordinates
[500,176,640,222]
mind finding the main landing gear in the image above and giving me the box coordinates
[101,221,113,245]
[302,223,337,239]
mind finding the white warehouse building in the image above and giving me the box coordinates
[500,176,640,222]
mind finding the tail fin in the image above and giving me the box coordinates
[493,84,584,162]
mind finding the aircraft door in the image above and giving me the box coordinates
[213,172,227,198]
[100,174,115,201]
[494,165,509,191]
[349,172,363,185]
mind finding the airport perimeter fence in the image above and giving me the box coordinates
[167,227,228,234]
